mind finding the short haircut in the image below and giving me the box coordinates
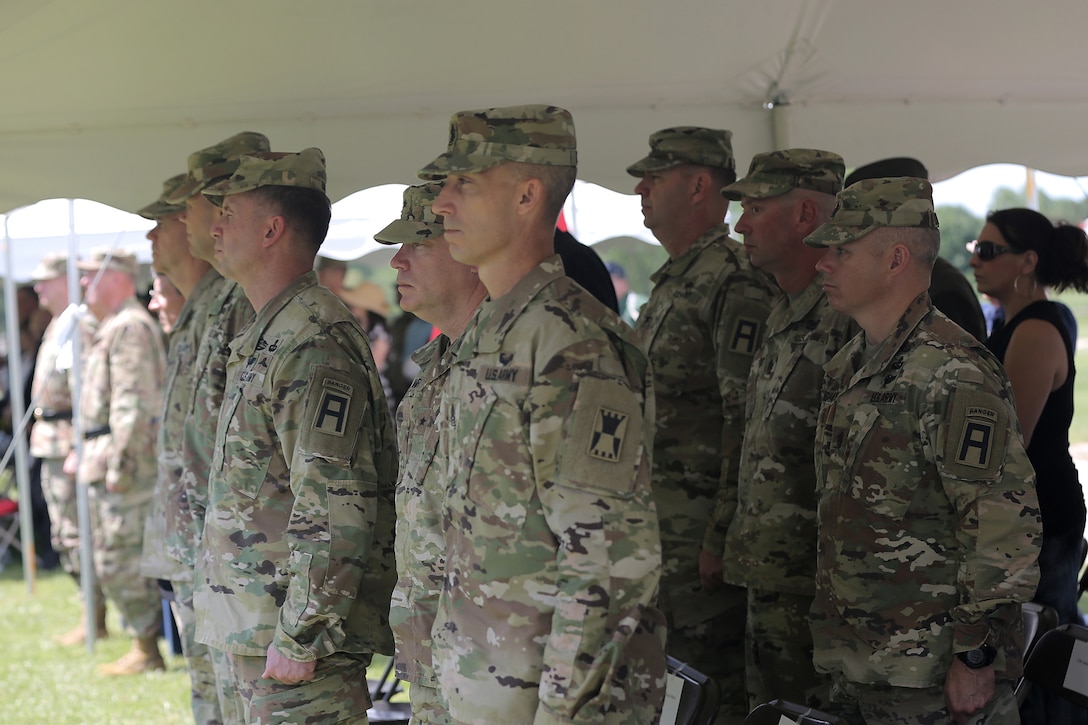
[250,186,332,250]
[508,162,577,225]
[880,226,939,269]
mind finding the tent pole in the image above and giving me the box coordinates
[3,217,35,592]
[65,200,95,654]
[771,102,792,151]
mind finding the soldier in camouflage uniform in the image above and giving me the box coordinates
[626,127,779,723]
[31,253,105,646]
[417,104,666,724]
[136,170,233,717]
[375,183,487,724]
[193,148,397,725]
[66,249,167,675]
[162,131,266,725]
[805,177,1042,723]
[706,149,854,711]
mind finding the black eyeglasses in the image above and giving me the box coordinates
[966,239,1022,262]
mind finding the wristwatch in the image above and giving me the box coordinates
[957,644,997,669]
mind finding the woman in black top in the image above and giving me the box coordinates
[969,207,1088,725]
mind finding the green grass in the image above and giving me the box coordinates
[0,562,400,724]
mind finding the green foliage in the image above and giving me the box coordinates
[989,186,1088,225]
[936,204,982,276]
[592,237,668,297]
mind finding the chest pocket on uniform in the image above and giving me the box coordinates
[841,405,915,522]
[460,386,532,533]
[216,379,273,501]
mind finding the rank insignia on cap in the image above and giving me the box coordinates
[588,407,629,462]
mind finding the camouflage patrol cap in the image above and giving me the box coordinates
[625,127,735,176]
[417,104,577,180]
[804,176,939,248]
[136,173,188,219]
[167,131,272,203]
[77,248,139,278]
[202,148,328,207]
[721,148,845,200]
[374,183,444,245]
[31,252,69,282]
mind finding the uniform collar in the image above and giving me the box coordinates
[650,222,732,283]
[465,255,566,356]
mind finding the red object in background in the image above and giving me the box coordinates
[557,209,568,232]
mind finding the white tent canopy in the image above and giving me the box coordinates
[3,0,1088,216]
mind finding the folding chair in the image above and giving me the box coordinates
[1016,601,1060,706]
[661,655,721,725]
[1023,623,1088,708]
[366,658,412,725]
[745,699,839,724]
[0,474,21,569]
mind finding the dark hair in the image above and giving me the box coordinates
[251,186,332,251]
[986,208,1088,293]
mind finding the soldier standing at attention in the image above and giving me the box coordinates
[627,127,778,722]
[418,104,667,724]
[193,148,397,724]
[67,249,166,675]
[376,182,486,724]
[136,170,232,721]
[165,131,268,724]
[31,253,103,646]
[806,177,1041,723]
[707,149,853,710]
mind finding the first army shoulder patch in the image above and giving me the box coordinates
[944,388,1008,479]
[301,365,366,463]
[313,377,352,437]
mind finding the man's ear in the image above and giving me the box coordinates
[887,241,911,276]
[262,214,288,248]
[515,177,545,217]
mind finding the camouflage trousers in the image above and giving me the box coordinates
[407,680,454,725]
[39,457,81,576]
[827,675,1019,724]
[171,579,244,725]
[88,484,161,639]
[745,588,833,712]
[664,581,747,725]
[228,650,374,725]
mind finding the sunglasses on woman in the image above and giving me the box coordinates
[966,239,1021,262]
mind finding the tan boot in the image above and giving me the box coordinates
[97,636,165,676]
[55,600,109,646]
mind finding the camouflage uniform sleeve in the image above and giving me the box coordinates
[925,368,1041,652]
[702,271,774,554]
[268,328,395,662]
[105,318,165,491]
[530,346,663,724]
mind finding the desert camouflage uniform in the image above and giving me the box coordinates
[389,334,454,724]
[704,279,855,709]
[435,256,666,725]
[634,222,777,719]
[79,296,165,640]
[194,271,397,720]
[813,294,1041,718]
[30,306,93,579]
